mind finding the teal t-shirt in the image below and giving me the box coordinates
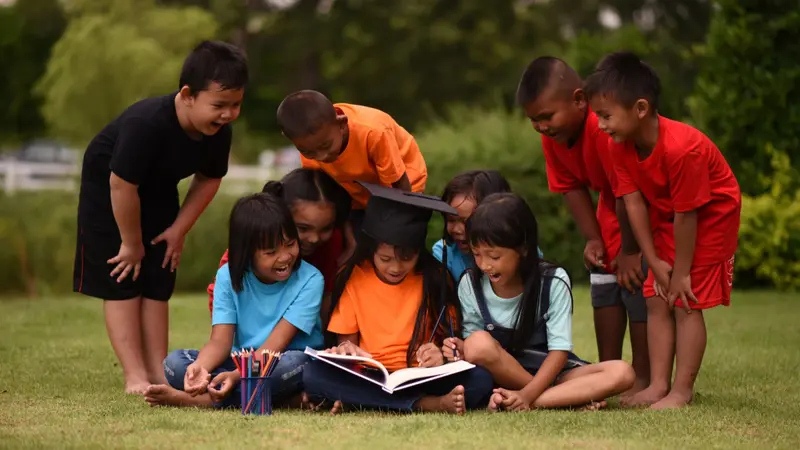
[212,260,325,352]
[456,268,573,352]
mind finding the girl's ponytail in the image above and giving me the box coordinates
[262,180,285,197]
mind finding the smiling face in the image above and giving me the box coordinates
[289,120,346,163]
[291,200,336,256]
[251,235,300,283]
[372,243,419,285]
[181,82,244,136]
[589,94,648,143]
[445,194,477,254]
[471,243,523,293]
[522,85,587,145]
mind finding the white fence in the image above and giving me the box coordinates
[0,157,296,195]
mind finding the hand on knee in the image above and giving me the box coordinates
[463,331,502,366]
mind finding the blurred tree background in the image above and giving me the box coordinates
[1,0,799,296]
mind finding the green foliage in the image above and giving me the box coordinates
[688,0,800,195]
[35,0,218,147]
[416,107,586,278]
[736,145,800,291]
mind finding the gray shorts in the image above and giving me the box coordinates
[589,260,648,323]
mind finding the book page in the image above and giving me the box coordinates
[384,360,475,391]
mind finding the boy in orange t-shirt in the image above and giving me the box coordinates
[277,90,428,265]
[585,52,741,410]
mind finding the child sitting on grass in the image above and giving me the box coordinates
[443,193,635,411]
[144,191,324,408]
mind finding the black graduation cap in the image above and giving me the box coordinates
[358,181,457,249]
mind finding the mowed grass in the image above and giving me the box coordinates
[1,289,800,450]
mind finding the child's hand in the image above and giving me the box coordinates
[667,273,698,313]
[610,252,645,293]
[442,337,464,362]
[184,363,211,396]
[583,240,606,269]
[489,388,531,412]
[326,341,371,358]
[151,225,186,272]
[650,258,673,300]
[207,370,241,403]
[107,241,145,282]
[416,343,444,368]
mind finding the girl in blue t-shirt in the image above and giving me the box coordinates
[432,170,542,280]
[442,193,635,411]
[144,190,325,409]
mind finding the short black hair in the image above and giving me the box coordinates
[583,51,661,111]
[276,90,337,139]
[227,192,299,292]
[441,170,512,243]
[515,56,579,106]
[179,40,249,94]
[262,168,351,228]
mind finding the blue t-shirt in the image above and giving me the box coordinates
[432,239,546,281]
[212,260,325,352]
[457,268,573,352]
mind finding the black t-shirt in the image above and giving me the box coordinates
[78,92,231,233]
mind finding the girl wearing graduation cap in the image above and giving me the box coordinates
[443,193,636,411]
[302,182,494,414]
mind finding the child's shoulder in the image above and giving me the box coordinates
[294,260,324,284]
[542,264,571,289]
[335,103,397,132]
[215,262,232,283]
[659,116,712,153]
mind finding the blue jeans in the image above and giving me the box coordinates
[302,360,494,412]
[163,349,311,408]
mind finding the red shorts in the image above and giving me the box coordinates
[643,255,735,310]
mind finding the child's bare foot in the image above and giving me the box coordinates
[649,391,693,410]
[620,385,668,408]
[143,384,212,408]
[488,392,505,412]
[330,400,346,415]
[577,400,607,411]
[125,381,151,395]
[416,386,466,415]
[619,377,649,403]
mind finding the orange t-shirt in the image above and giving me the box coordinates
[327,261,423,371]
[300,103,428,209]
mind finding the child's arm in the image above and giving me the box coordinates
[152,173,222,272]
[613,198,645,292]
[563,188,605,268]
[369,129,410,190]
[391,173,412,191]
[622,191,672,297]
[185,323,236,395]
[670,211,698,311]
[108,173,145,282]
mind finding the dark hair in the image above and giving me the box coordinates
[227,191,299,292]
[441,170,512,244]
[327,235,460,366]
[179,40,249,94]
[515,56,577,106]
[467,192,565,352]
[262,168,351,227]
[583,51,661,111]
[276,90,337,139]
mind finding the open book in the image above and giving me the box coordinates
[304,347,475,394]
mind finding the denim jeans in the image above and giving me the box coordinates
[302,360,494,412]
[163,348,311,408]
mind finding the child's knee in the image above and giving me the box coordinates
[162,349,194,389]
[607,360,636,391]
[463,331,503,366]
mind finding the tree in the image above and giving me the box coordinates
[689,0,800,195]
[35,0,219,146]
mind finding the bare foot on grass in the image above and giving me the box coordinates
[619,377,649,404]
[416,386,466,415]
[649,391,693,410]
[577,400,607,411]
[143,384,212,408]
[620,385,668,408]
[125,381,151,395]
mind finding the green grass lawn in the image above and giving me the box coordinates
[1,289,800,449]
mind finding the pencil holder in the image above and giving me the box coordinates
[240,377,273,416]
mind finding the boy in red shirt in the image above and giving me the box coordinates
[515,56,650,398]
[276,90,428,266]
[585,52,741,409]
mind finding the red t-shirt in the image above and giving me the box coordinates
[542,110,621,267]
[207,228,344,313]
[611,116,741,266]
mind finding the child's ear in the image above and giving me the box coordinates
[573,88,587,110]
[178,85,195,105]
[337,115,348,128]
[635,99,650,119]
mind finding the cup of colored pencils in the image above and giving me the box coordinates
[231,348,282,416]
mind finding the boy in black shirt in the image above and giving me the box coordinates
[74,40,248,394]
